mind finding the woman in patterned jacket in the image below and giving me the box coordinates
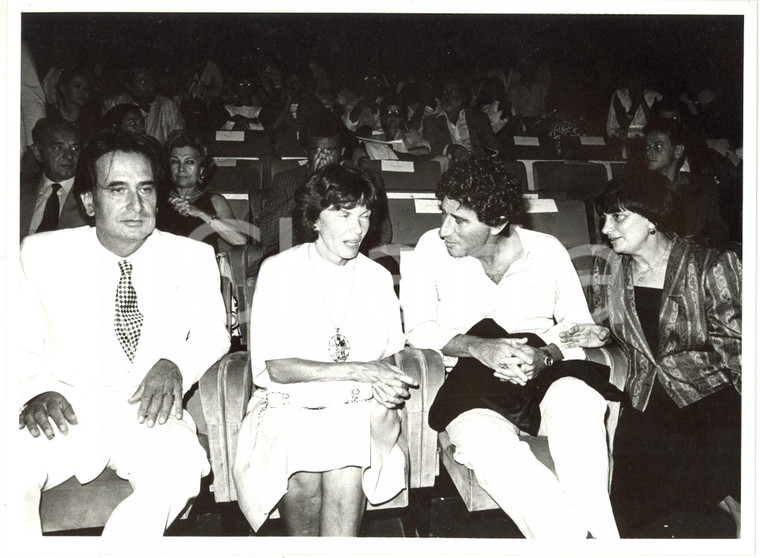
[560,171,741,537]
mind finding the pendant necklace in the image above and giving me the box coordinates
[308,243,356,362]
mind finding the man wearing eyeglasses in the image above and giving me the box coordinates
[15,129,229,538]
[103,65,184,144]
[354,97,431,162]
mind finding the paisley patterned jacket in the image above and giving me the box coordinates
[586,236,741,411]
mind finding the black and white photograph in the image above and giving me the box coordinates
[2,1,756,557]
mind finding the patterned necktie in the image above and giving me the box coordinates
[36,183,62,233]
[114,260,143,362]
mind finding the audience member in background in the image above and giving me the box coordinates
[643,118,730,248]
[103,65,184,144]
[157,132,246,252]
[403,158,622,539]
[21,41,47,160]
[103,103,147,135]
[505,56,552,133]
[422,76,503,167]
[16,129,229,538]
[650,98,712,175]
[256,119,392,259]
[401,78,438,133]
[233,164,415,536]
[46,67,101,143]
[343,73,385,133]
[297,86,347,136]
[20,119,87,241]
[260,69,308,156]
[606,70,662,161]
[353,97,430,162]
[567,174,741,537]
[475,76,515,138]
[215,71,263,131]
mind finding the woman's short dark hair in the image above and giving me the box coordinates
[595,171,677,234]
[294,164,380,243]
[73,129,166,223]
[102,103,142,130]
[164,131,216,187]
[436,158,524,235]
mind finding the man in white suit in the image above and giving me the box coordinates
[16,129,230,537]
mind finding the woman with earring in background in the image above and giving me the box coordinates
[233,163,417,536]
[560,171,742,537]
[158,131,246,252]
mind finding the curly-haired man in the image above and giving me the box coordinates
[401,157,621,539]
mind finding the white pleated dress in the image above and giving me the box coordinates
[233,243,407,531]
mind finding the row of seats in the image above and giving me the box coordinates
[204,128,734,164]
[207,155,623,224]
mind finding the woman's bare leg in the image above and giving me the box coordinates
[321,466,366,536]
[280,471,322,536]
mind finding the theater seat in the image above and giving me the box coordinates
[204,130,274,159]
[205,348,444,514]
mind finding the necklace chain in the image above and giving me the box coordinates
[308,243,357,362]
[633,239,673,282]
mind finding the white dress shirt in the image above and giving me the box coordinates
[28,176,76,235]
[401,227,590,366]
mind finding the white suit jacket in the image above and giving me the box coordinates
[19,226,230,407]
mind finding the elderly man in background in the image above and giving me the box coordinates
[20,118,88,241]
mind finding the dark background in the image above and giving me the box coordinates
[21,12,744,135]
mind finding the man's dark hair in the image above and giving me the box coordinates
[294,163,380,243]
[594,171,677,234]
[102,103,143,130]
[73,129,165,204]
[303,114,345,147]
[436,158,524,236]
[31,118,79,146]
[645,115,687,148]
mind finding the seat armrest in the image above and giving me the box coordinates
[394,347,446,489]
[584,346,628,390]
[198,351,252,503]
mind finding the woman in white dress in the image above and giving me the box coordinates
[233,163,417,536]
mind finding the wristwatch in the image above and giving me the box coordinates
[539,348,554,368]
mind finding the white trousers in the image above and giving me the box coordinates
[14,394,209,538]
[446,377,620,539]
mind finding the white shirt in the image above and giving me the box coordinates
[606,88,662,138]
[103,93,184,144]
[444,108,472,152]
[28,176,75,235]
[401,228,590,366]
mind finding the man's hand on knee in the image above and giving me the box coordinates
[128,358,183,427]
[19,391,78,439]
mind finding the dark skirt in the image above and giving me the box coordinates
[610,378,741,531]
